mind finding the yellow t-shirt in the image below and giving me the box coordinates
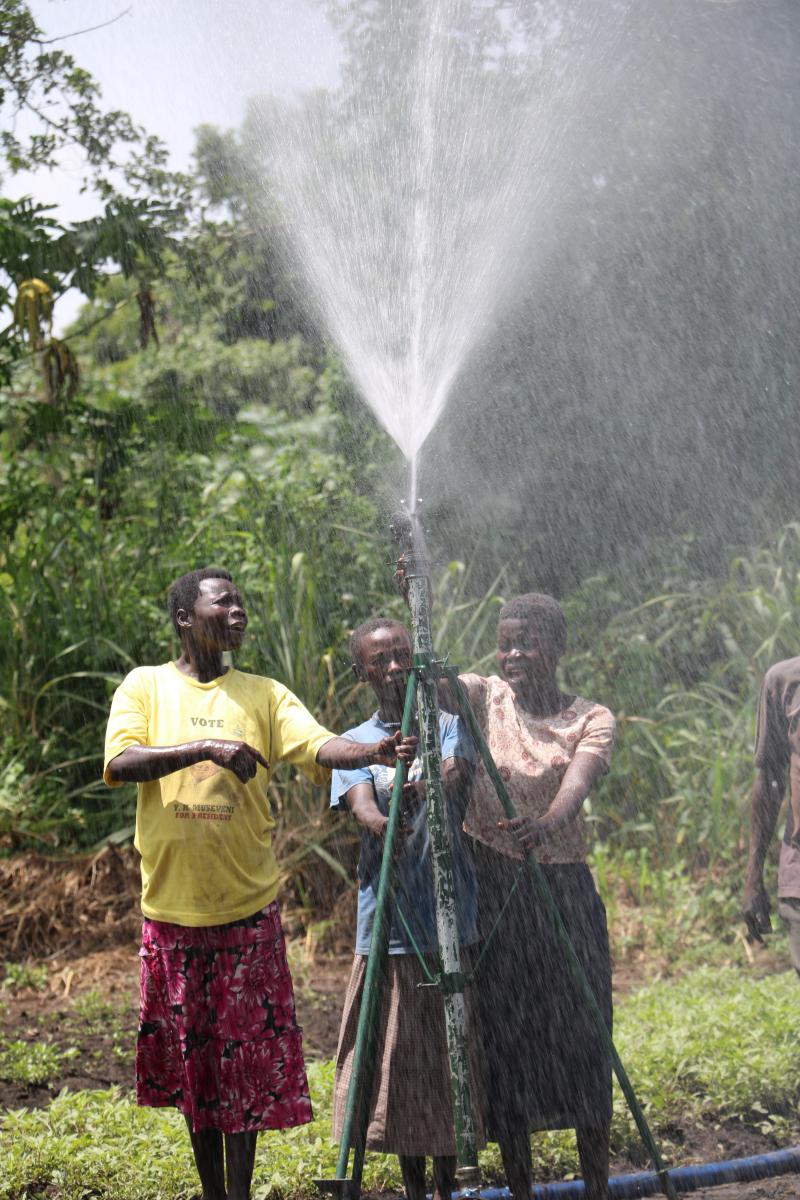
[103,662,335,926]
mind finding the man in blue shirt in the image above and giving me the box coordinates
[330,617,482,1200]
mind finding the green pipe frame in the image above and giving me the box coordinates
[330,669,418,1197]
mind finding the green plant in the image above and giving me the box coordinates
[2,962,48,993]
[568,525,800,874]
[0,1039,64,1085]
[71,989,117,1026]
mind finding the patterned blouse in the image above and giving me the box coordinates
[459,673,615,864]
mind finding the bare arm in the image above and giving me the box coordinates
[346,757,472,839]
[499,752,606,850]
[345,782,390,838]
[442,754,474,819]
[743,766,785,938]
[107,739,270,785]
[317,731,417,771]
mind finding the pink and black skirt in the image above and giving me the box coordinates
[136,901,312,1134]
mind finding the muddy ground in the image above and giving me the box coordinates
[2,941,798,1199]
[0,849,798,1198]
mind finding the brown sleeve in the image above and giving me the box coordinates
[754,667,789,775]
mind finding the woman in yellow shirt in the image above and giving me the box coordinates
[104,567,416,1200]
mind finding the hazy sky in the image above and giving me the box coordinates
[20,0,341,215]
[16,0,341,322]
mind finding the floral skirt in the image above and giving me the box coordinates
[136,902,312,1133]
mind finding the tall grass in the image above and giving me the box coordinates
[568,524,800,876]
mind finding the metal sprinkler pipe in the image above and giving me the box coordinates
[389,505,480,1187]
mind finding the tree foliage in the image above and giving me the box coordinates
[0,0,188,200]
[0,2,190,385]
[3,0,800,941]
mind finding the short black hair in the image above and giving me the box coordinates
[498,593,568,658]
[350,617,409,666]
[168,567,233,635]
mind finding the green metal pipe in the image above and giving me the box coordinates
[333,669,418,1191]
[408,581,479,1180]
[446,667,679,1200]
[393,504,480,1183]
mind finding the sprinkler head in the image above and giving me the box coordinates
[388,508,414,552]
[389,497,428,556]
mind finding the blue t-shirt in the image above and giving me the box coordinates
[331,711,478,956]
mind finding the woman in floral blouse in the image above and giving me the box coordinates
[454,592,615,1200]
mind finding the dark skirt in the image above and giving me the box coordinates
[471,843,612,1137]
[136,901,312,1134]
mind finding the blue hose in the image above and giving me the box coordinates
[450,1144,800,1198]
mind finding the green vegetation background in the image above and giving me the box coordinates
[3,3,800,1195]
[3,0,800,927]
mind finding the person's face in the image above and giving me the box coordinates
[179,577,248,653]
[496,617,558,693]
[356,626,413,709]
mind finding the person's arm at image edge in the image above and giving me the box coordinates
[743,766,785,938]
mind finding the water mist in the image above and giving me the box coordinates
[249,0,631,504]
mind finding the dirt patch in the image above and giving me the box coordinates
[0,941,353,1111]
[0,945,139,1110]
[690,1181,799,1199]
[695,1182,799,1199]
[290,951,353,1060]
[0,846,141,960]
[1,852,798,1198]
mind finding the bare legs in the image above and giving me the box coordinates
[185,1119,258,1200]
[498,1128,532,1200]
[226,1132,259,1200]
[399,1154,457,1200]
[576,1123,610,1200]
[498,1125,609,1200]
[187,1126,225,1200]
